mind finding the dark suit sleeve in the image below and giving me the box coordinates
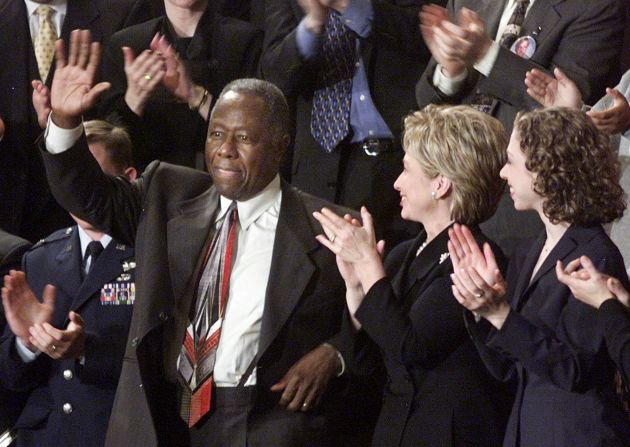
[355,272,470,370]
[463,311,517,382]
[598,299,630,386]
[487,255,614,392]
[481,0,623,109]
[76,327,128,386]
[40,135,145,246]
[417,0,624,111]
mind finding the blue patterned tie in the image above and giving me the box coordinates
[311,12,358,153]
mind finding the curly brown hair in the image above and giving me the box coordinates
[515,107,625,225]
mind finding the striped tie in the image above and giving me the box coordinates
[178,202,239,427]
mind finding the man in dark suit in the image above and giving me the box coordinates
[261,0,439,247]
[415,0,624,255]
[0,0,160,243]
[0,119,138,447]
[41,31,353,447]
[99,0,262,170]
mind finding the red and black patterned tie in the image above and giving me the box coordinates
[178,202,239,427]
[310,12,358,153]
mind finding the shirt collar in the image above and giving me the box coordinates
[24,0,67,18]
[218,175,282,230]
[77,225,112,257]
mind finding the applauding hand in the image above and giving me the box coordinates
[448,224,509,328]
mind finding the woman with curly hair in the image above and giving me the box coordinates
[449,107,630,447]
[313,105,513,446]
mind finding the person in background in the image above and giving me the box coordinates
[0,119,137,447]
[0,0,162,243]
[98,0,262,170]
[416,0,624,256]
[261,0,441,248]
[449,107,630,446]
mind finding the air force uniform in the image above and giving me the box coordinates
[0,226,135,447]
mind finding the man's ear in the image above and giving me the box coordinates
[124,166,137,181]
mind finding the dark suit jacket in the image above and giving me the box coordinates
[0,226,135,447]
[352,226,512,447]
[99,8,262,169]
[416,0,624,132]
[0,0,161,242]
[41,135,352,447]
[415,0,624,257]
[260,0,436,244]
[467,224,630,447]
[598,299,630,390]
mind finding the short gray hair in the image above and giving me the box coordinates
[213,78,290,144]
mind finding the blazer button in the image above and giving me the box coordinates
[62,403,73,414]
[63,369,73,380]
[159,312,169,322]
[131,337,139,347]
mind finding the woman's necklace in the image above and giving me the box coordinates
[416,239,429,256]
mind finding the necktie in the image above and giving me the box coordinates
[310,12,358,153]
[178,202,239,427]
[499,0,530,49]
[82,241,104,278]
[471,0,530,114]
[34,5,58,82]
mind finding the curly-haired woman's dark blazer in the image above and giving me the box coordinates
[467,223,630,447]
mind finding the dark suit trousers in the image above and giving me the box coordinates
[189,387,332,447]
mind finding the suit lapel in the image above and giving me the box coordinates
[475,0,507,38]
[68,241,133,316]
[257,184,318,358]
[510,233,544,308]
[518,225,585,308]
[166,187,220,322]
[521,0,563,50]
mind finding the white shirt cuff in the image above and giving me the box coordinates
[44,114,83,154]
[433,65,468,96]
[15,338,40,363]
[473,40,500,77]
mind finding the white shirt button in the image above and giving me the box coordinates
[359,94,365,101]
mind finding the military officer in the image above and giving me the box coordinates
[0,120,137,447]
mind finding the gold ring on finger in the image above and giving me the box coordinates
[143,73,152,81]
[473,292,482,299]
[50,344,57,353]
[329,234,336,243]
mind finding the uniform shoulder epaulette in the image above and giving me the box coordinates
[31,227,75,250]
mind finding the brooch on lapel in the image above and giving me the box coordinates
[122,260,136,272]
[439,252,450,264]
